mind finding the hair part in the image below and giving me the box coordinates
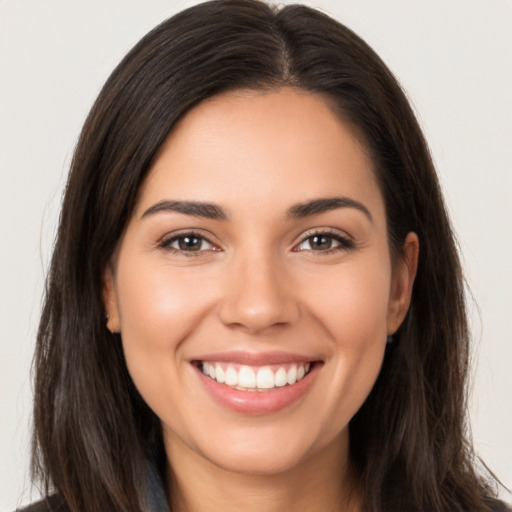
[32,1,499,511]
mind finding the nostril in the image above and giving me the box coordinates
[218,295,300,333]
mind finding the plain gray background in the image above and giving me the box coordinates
[1,0,511,509]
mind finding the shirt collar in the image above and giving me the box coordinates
[145,461,170,512]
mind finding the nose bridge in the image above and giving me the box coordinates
[219,244,299,332]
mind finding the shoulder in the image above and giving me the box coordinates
[15,495,69,512]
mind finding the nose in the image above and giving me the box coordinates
[218,252,300,334]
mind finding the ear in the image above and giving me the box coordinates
[102,265,121,333]
[387,232,419,335]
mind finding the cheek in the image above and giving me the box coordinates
[113,257,221,443]
[117,258,213,345]
[299,256,391,422]
[114,256,216,397]
[303,256,392,345]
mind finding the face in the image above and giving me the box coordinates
[103,88,417,478]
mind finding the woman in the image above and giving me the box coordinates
[20,0,509,511]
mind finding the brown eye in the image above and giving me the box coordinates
[308,235,334,250]
[161,233,216,253]
[178,235,203,251]
[296,231,354,252]
[298,234,339,251]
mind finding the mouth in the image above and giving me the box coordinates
[191,352,322,414]
[196,361,313,392]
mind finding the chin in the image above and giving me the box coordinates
[203,442,313,477]
[180,420,344,478]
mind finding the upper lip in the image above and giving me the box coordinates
[192,351,320,366]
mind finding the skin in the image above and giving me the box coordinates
[103,88,418,512]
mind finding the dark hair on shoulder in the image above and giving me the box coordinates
[31,1,501,511]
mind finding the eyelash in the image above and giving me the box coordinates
[158,231,218,257]
[158,229,354,256]
[294,229,355,255]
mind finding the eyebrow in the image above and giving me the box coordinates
[141,200,228,220]
[141,196,372,222]
[286,197,373,222]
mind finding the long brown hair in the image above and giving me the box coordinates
[32,1,501,510]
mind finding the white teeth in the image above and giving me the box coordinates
[238,366,256,388]
[215,363,225,383]
[256,367,274,389]
[201,362,312,390]
[274,367,288,387]
[225,366,238,386]
[287,365,297,385]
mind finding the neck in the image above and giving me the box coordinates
[165,434,362,512]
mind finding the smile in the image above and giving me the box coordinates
[193,353,321,414]
[199,362,312,391]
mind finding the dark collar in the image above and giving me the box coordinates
[146,461,171,512]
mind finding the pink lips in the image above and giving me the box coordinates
[192,351,321,415]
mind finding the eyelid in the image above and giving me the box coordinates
[158,229,221,253]
[293,227,355,252]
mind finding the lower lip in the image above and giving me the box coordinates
[195,364,319,415]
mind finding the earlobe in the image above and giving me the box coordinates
[387,232,419,335]
[102,265,121,333]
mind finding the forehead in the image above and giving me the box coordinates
[137,88,384,221]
